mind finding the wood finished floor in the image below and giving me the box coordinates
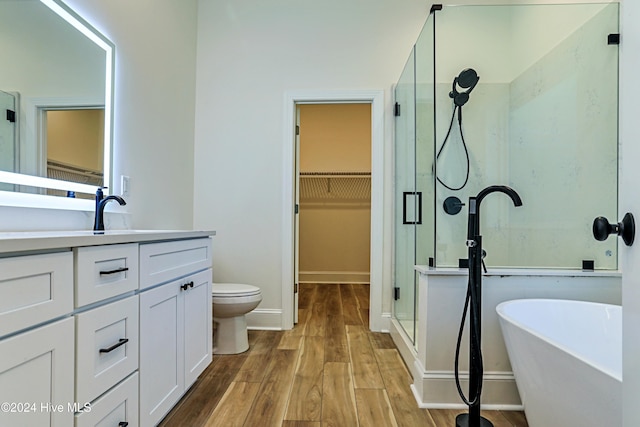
[159,283,528,427]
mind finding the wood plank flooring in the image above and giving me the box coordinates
[159,283,528,427]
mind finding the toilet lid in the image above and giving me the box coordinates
[212,283,261,297]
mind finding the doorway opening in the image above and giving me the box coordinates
[282,90,385,332]
[40,107,105,198]
[296,103,372,326]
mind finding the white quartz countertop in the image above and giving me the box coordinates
[0,229,216,255]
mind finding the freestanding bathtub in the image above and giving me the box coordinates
[496,299,621,427]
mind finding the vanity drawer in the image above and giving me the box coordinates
[139,238,212,290]
[76,295,139,404]
[75,244,139,307]
[0,251,73,337]
[75,372,139,427]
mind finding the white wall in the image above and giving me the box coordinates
[0,0,199,231]
[192,0,430,326]
[619,1,640,425]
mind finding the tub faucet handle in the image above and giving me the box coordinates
[592,213,635,246]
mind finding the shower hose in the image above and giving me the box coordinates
[436,105,470,191]
[454,275,484,406]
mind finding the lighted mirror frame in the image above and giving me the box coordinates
[0,0,114,210]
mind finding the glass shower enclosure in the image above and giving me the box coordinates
[394,3,619,344]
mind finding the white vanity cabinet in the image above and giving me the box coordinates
[138,238,212,427]
[0,230,214,427]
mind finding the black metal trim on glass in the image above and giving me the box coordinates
[99,267,129,275]
[99,338,129,353]
[608,33,620,45]
[394,102,401,117]
[402,191,422,225]
[119,423,129,427]
[582,260,595,271]
[6,109,15,123]
[430,4,442,13]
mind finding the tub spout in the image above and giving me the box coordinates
[468,185,522,240]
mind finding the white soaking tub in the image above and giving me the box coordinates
[496,299,621,427]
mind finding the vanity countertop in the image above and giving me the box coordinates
[0,230,216,255]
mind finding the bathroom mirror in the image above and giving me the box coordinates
[0,0,113,203]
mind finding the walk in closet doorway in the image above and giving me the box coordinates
[296,103,372,324]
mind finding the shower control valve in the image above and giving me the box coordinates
[466,239,477,248]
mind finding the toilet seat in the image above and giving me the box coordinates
[212,283,261,298]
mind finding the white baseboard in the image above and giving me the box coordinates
[389,318,522,409]
[299,270,370,284]
[246,308,283,330]
[377,311,391,333]
[412,370,523,410]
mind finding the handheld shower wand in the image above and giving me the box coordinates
[455,185,522,427]
[437,68,479,192]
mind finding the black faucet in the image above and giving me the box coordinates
[94,187,126,232]
[467,185,523,241]
[456,185,522,427]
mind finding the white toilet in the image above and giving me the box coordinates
[212,283,262,354]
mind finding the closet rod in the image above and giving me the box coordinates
[300,171,371,178]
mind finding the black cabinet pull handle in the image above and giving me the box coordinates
[119,423,129,427]
[99,338,129,353]
[180,283,189,291]
[189,281,194,288]
[99,267,129,275]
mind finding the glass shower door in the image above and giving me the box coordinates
[415,13,436,337]
[394,48,418,343]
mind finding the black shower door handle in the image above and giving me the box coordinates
[402,191,422,225]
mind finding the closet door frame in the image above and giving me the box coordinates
[282,90,385,331]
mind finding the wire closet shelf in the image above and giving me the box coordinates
[299,171,371,201]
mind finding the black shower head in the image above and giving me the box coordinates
[449,68,479,107]
[457,68,479,89]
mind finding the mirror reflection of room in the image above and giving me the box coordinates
[45,109,104,197]
[0,0,109,197]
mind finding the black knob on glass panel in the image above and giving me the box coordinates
[592,213,635,246]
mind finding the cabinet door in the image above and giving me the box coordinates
[0,317,74,427]
[139,282,183,427]
[183,269,212,388]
